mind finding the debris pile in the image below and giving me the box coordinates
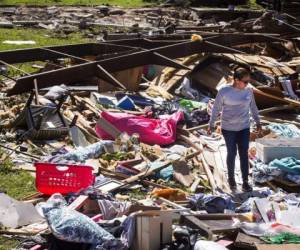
[0,3,300,250]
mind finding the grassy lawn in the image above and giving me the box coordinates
[0,236,18,250]
[245,0,262,9]
[0,0,146,7]
[0,27,91,74]
[0,152,36,249]
[0,25,88,197]
[0,28,90,51]
[0,151,37,203]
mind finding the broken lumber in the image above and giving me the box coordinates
[178,134,217,192]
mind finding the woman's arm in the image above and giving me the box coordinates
[208,91,223,130]
[250,89,261,126]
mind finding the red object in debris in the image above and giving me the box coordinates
[29,245,42,250]
[96,111,184,145]
[35,163,95,195]
[91,214,103,222]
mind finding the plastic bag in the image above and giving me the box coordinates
[175,77,199,100]
[0,193,43,228]
[44,85,68,101]
[96,111,184,145]
[50,141,114,163]
[179,99,206,112]
[194,240,228,250]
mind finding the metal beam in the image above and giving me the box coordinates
[104,38,180,49]
[6,40,245,96]
[0,60,29,76]
[205,33,288,46]
[151,52,191,70]
[40,48,90,63]
[0,43,135,64]
[7,49,190,95]
[96,64,126,90]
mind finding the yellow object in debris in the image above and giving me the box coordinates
[237,212,254,222]
[191,34,203,42]
[146,85,173,100]
[151,188,186,201]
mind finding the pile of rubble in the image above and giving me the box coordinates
[0,3,300,250]
[0,6,198,35]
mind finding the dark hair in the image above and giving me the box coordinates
[233,67,250,80]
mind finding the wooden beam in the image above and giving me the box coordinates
[259,105,297,115]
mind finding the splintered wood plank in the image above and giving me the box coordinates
[68,195,89,210]
[152,54,203,90]
[203,149,231,193]
[160,69,190,90]
[221,53,295,76]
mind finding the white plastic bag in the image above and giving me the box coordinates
[194,240,228,250]
[0,193,43,228]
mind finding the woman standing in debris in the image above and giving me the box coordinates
[208,67,261,192]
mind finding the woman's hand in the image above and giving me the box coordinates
[207,127,213,135]
[256,124,262,135]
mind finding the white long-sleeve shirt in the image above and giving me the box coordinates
[208,85,260,131]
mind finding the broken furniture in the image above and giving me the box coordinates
[12,93,69,140]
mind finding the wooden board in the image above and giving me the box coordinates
[99,67,144,92]
[153,54,203,91]
[221,54,296,76]
[235,232,263,250]
[203,149,231,193]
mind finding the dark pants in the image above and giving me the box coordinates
[222,128,250,183]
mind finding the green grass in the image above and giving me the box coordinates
[0,170,36,199]
[0,236,18,250]
[0,152,36,249]
[0,151,36,199]
[0,0,145,7]
[0,27,91,75]
[244,0,263,9]
[0,27,90,51]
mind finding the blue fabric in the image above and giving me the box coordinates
[115,93,155,107]
[222,128,250,182]
[190,193,235,213]
[253,162,282,183]
[286,174,300,184]
[47,141,114,163]
[156,165,173,180]
[63,141,114,162]
[40,194,123,249]
[270,157,300,175]
[120,214,136,248]
[98,200,131,220]
[233,187,273,204]
[150,161,173,180]
[267,123,300,138]
[117,96,135,110]
[283,194,300,207]
[236,197,258,213]
[253,158,300,184]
